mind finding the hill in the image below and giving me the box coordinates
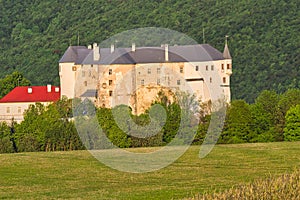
[0,0,299,102]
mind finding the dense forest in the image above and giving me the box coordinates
[1,89,300,153]
[0,0,299,102]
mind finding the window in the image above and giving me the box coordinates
[6,107,10,114]
[206,65,208,71]
[177,80,181,85]
[210,77,212,83]
[109,80,113,86]
[91,64,93,68]
[84,81,87,86]
[18,107,21,114]
[72,66,77,71]
[221,64,224,71]
[89,70,91,77]
[141,79,144,85]
[82,71,85,77]
[227,64,231,69]
[223,77,226,84]
[109,91,113,97]
[157,79,160,85]
[180,66,183,73]
[211,65,214,71]
[195,66,199,71]
[157,68,161,74]
[148,68,151,74]
[109,69,112,75]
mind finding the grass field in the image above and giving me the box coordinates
[0,142,299,199]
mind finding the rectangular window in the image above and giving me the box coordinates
[18,107,21,114]
[177,80,181,85]
[84,81,87,86]
[157,68,161,74]
[221,64,224,70]
[141,79,144,85]
[227,64,231,69]
[148,68,151,74]
[109,80,113,86]
[223,77,226,84]
[82,71,85,77]
[211,65,214,71]
[180,66,183,73]
[109,90,113,97]
[195,66,199,71]
[157,79,160,85]
[206,65,208,71]
[210,77,212,83]
[109,69,112,75]
[6,107,10,114]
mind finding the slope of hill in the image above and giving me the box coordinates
[0,0,299,102]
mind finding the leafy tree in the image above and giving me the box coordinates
[0,71,31,99]
[221,100,253,143]
[249,104,275,142]
[276,89,300,135]
[0,122,15,153]
[283,105,300,141]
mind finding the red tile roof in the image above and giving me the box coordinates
[0,86,60,103]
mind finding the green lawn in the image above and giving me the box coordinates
[0,142,299,199]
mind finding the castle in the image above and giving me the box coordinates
[59,41,232,114]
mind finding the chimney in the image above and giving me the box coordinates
[132,43,136,52]
[165,44,169,62]
[87,45,92,49]
[111,44,115,53]
[93,43,100,61]
[55,87,60,92]
[47,84,52,92]
[28,87,32,94]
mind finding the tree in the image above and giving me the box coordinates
[283,105,300,141]
[0,71,31,99]
[277,89,300,136]
[0,122,15,153]
[221,100,253,143]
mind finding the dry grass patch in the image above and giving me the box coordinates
[189,169,300,200]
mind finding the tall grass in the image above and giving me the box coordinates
[190,169,300,200]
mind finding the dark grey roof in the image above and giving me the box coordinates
[59,46,91,63]
[223,43,231,59]
[59,44,229,65]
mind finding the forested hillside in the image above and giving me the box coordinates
[0,0,299,102]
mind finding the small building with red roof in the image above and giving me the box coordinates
[0,85,60,123]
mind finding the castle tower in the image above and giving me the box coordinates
[222,35,232,103]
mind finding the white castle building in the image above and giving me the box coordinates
[59,41,232,114]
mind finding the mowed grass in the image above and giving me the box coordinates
[0,142,299,200]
